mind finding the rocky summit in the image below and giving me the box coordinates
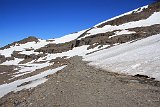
[0,2,160,107]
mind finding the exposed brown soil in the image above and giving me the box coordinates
[0,65,18,85]
[0,56,160,107]
[0,57,68,85]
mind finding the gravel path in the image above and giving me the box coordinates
[1,56,160,107]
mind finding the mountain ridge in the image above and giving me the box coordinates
[1,2,160,50]
[0,2,160,105]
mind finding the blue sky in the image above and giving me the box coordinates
[0,0,155,47]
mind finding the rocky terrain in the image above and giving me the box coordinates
[0,1,160,107]
[1,56,160,107]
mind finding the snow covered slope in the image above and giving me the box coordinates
[80,11,160,39]
[0,65,66,97]
[0,2,160,98]
[0,30,87,57]
[84,34,160,81]
[0,39,50,57]
[51,29,87,43]
[94,5,149,27]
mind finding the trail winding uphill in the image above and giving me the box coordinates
[0,2,160,107]
[1,56,160,107]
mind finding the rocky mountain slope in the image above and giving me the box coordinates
[0,2,160,105]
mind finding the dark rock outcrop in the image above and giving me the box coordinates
[0,55,6,63]
[97,2,160,27]
[11,51,46,60]
[34,24,160,54]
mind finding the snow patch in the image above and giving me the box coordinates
[19,50,42,55]
[51,30,87,44]
[95,5,148,27]
[13,62,52,77]
[0,65,66,98]
[1,58,24,65]
[0,72,6,75]
[37,44,110,62]
[109,30,136,38]
[15,78,47,92]
[0,39,52,57]
[85,12,160,38]
[84,34,160,81]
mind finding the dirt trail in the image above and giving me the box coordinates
[1,56,160,107]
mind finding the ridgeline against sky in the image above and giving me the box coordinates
[0,0,156,47]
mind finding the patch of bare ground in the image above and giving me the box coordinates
[4,57,68,84]
[0,65,18,85]
[0,56,160,107]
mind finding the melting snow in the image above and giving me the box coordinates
[84,34,160,81]
[13,62,52,77]
[1,58,24,65]
[19,50,42,55]
[37,44,110,62]
[109,30,136,38]
[51,30,86,44]
[95,5,148,27]
[85,12,160,38]
[0,4,159,99]
[0,39,52,57]
[135,5,148,13]
[0,30,87,57]
[0,65,66,98]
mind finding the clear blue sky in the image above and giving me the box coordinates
[0,0,156,47]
